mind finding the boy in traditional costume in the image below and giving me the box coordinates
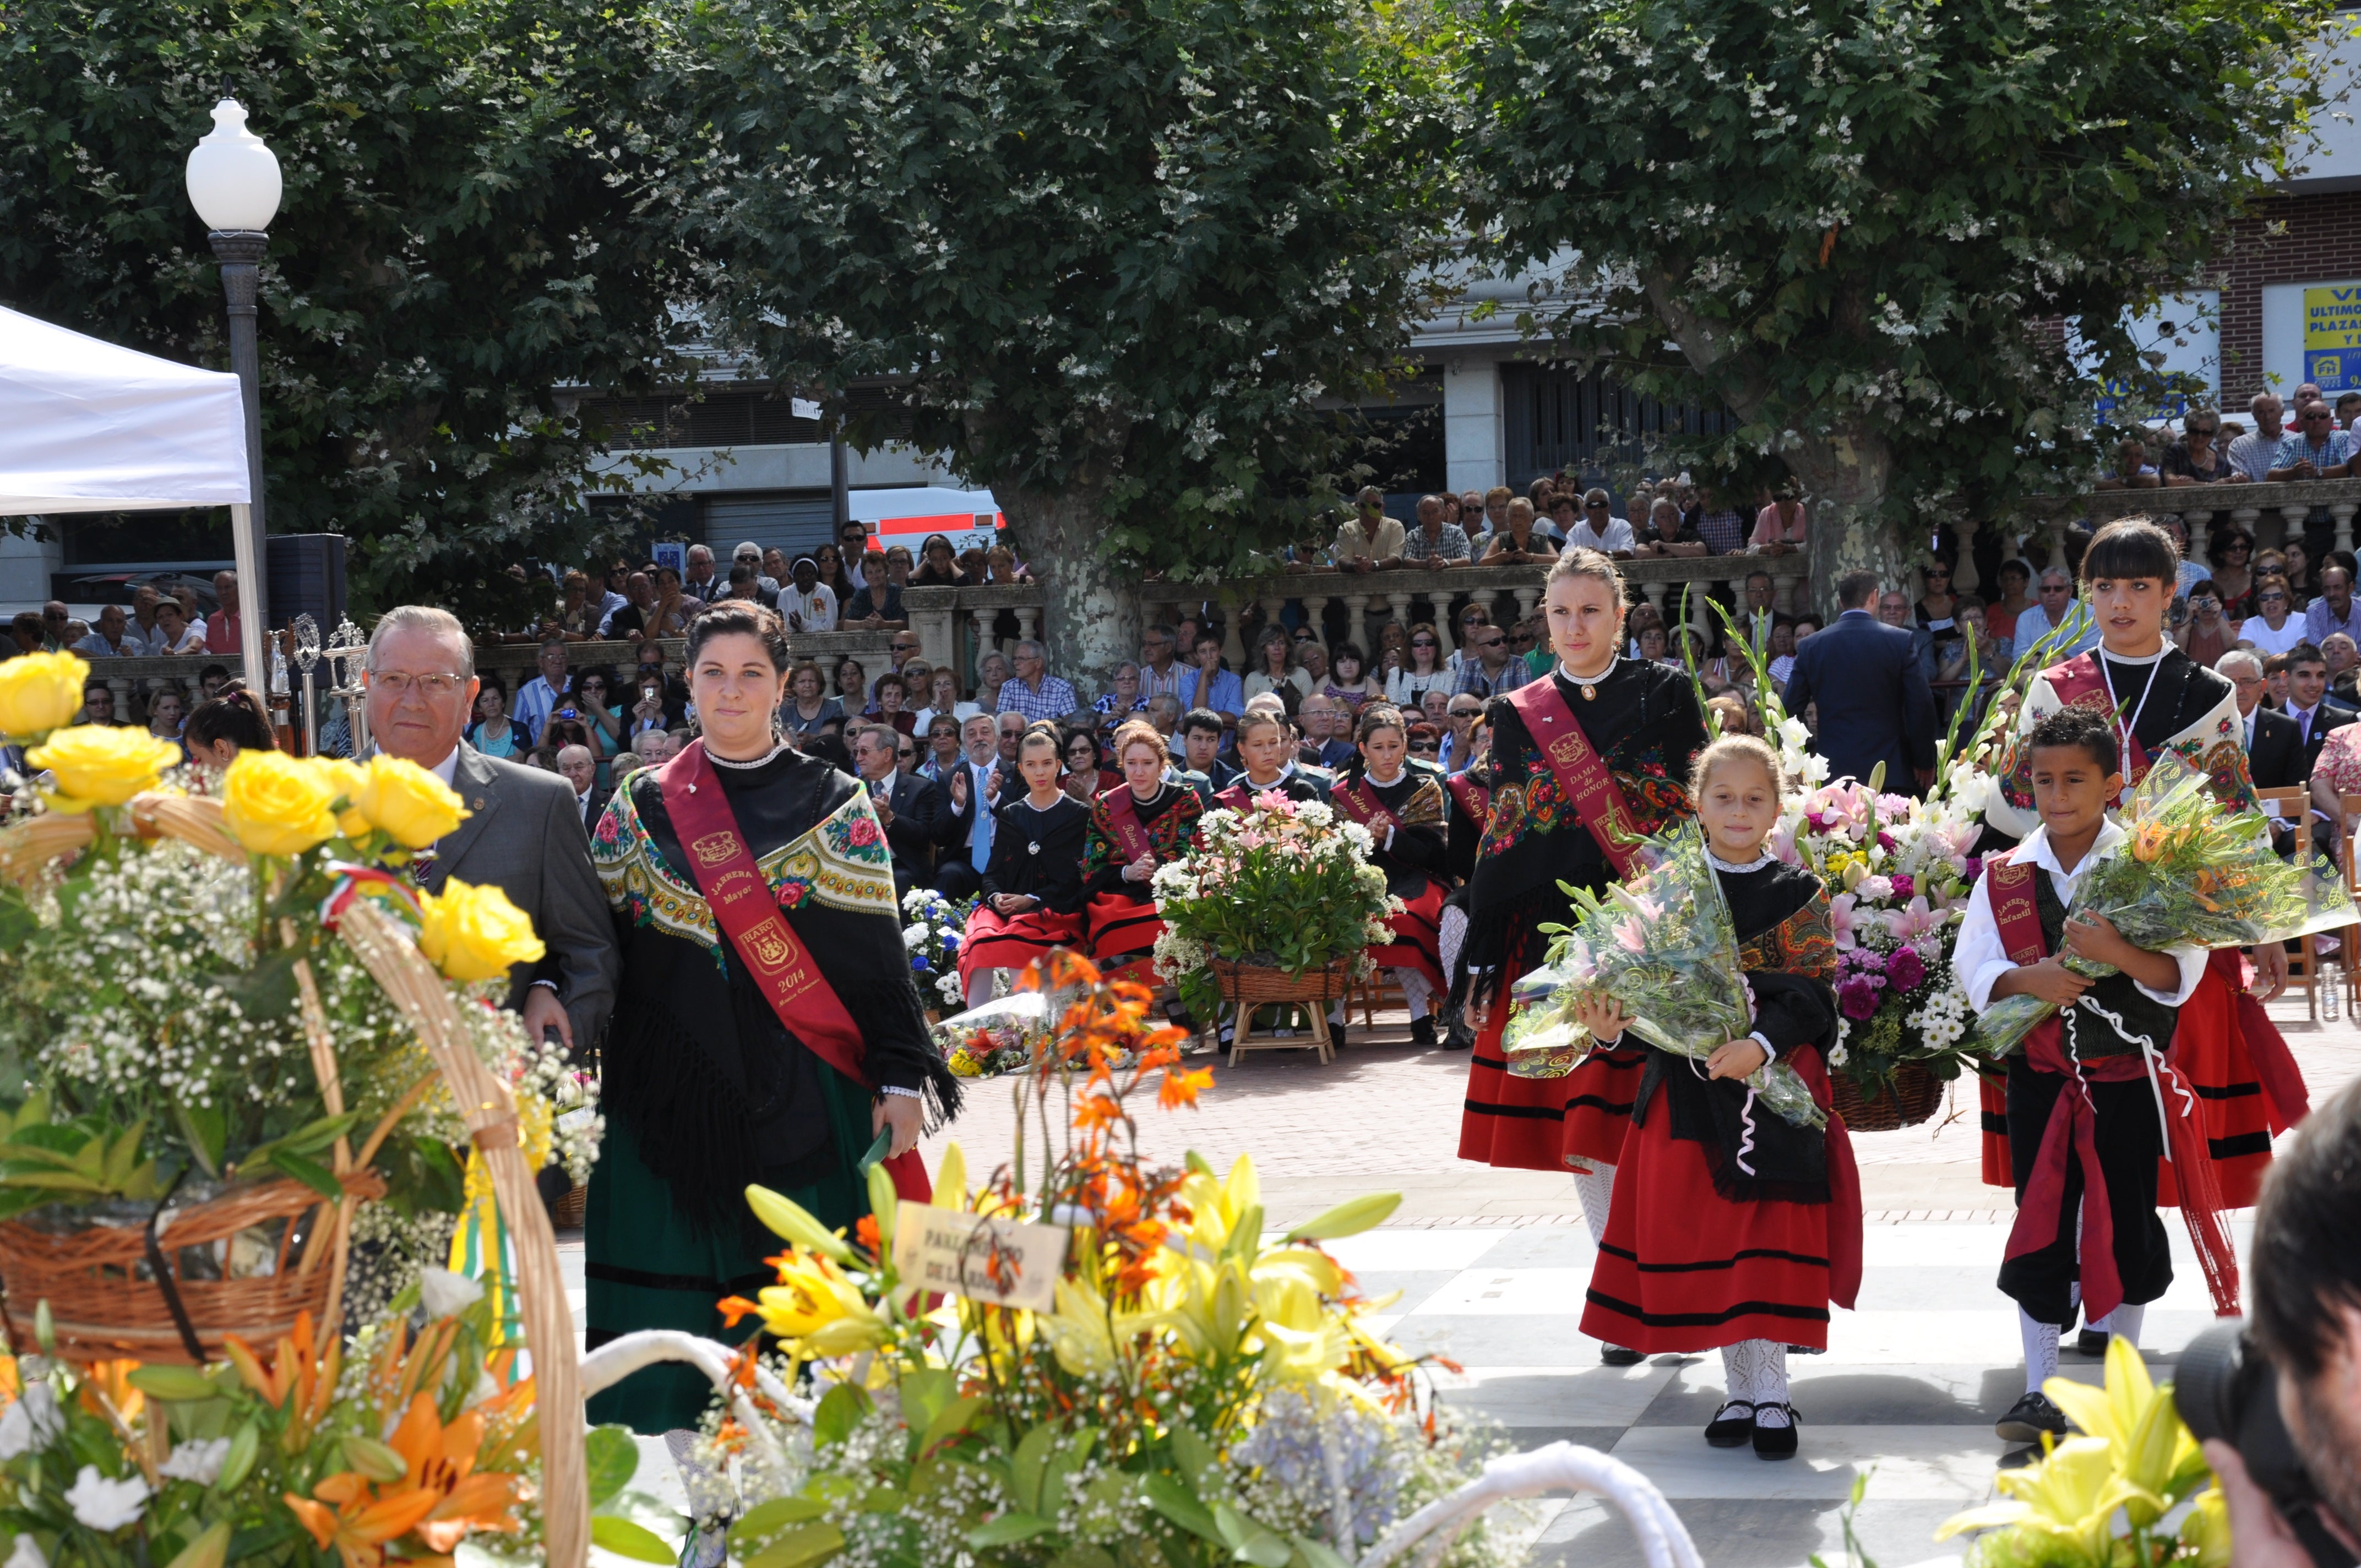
[1957,706,2223,1444]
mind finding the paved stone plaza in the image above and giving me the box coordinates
[564,992,2360,1567]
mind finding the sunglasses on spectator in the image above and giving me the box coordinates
[2224,541,2250,552]
[1293,629,1318,642]
[1585,501,1609,511]
[1449,706,1482,720]
[1411,638,1437,647]
[2261,590,2289,602]
[1408,741,1438,755]
[1510,631,1535,645]
[2305,411,2335,421]
[1472,635,1505,649]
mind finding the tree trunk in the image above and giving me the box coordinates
[1782,429,1903,620]
[996,482,1141,699]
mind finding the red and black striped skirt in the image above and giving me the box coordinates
[1580,1048,1864,1354]
[1457,1000,1647,1172]
[958,904,1089,991]
[1085,889,1166,986]
[2161,949,2307,1210]
[1369,879,1448,993]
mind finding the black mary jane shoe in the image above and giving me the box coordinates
[1704,1400,1756,1447]
[2074,1328,2110,1359]
[1598,1345,1646,1368]
[1751,1403,1800,1460]
[1441,1006,1476,1051]
[1410,1014,1438,1048]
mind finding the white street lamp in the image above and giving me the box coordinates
[184,98,279,689]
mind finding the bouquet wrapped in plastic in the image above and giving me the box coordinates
[1500,821,1825,1128]
[1973,751,2357,1057]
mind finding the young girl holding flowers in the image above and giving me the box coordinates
[1573,735,1862,1460]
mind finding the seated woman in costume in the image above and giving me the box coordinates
[1331,704,1455,1047]
[1216,709,1333,808]
[1081,718,1206,990]
[958,721,1092,1008]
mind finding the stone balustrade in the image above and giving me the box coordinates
[905,554,1811,685]
[2002,477,2361,583]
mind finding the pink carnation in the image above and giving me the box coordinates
[1838,977,1881,1021]
[1886,946,1927,992]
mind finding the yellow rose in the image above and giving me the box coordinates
[350,755,467,849]
[417,878,545,983]
[0,652,91,740]
[316,758,372,838]
[24,725,181,812]
[219,751,341,857]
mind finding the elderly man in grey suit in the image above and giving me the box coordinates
[363,606,618,1052]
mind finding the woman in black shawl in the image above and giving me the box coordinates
[584,603,959,1433]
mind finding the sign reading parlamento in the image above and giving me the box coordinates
[890,1205,1068,1311]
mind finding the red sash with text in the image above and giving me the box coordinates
[1984,853,2235,1317]
[660,741,931,1202]
[1331,776,1403,836]
[1445,772,1492,830]
[2046,655,2153,784]
[1101,785,1157,862]
[1504,678,1647,877]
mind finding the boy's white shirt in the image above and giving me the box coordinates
[1956,820,2207,1014]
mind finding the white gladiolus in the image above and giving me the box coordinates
[158,1437,232,1485]
[0,1385,61,1461]
[4,1533,46,1568]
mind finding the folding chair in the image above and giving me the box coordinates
[2257,786,2319,1015]
[2340,792,2361,1014]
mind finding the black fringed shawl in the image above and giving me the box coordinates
[1461,661,1710,1000]
[591,749,960,1232]
[1634,859,1839,1203]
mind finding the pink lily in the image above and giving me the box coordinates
[1881,895,1943,943]
[1828,892,1858,951]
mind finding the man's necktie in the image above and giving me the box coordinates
[972,765,995,870]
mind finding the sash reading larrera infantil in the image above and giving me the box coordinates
[1503,677,1649,878]
[657,739,932,1202]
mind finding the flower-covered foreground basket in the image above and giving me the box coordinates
[1827,1060,1945,1132]
[0,1170,385,1366]
[0,793,593,1568]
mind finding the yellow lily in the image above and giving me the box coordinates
[1937,1435,2144,1565]
[2044,1337,2205,1525]
[1037,1277,1160,1378]
[933,1143,968,1212]
[727,1251,891,1358]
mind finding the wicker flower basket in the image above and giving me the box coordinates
[0,1169,387,1366]
[1210,956,1354,1008]
[0,794,591,1568]
[1830,1061,1944,1132]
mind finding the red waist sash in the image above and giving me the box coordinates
[659,741,931,1202]
[1985,854,2235,1317]
[1504,677,1646,876]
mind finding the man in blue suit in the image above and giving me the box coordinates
[1782,569,1939,793]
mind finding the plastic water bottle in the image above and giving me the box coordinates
[2324,961,2344,1024]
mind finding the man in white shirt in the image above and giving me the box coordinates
[1331,487,1406,575]
[511,640,574,743]
[2009,569,2099,658]
[1564,489,1636,555]
[776,557,837,634]
[126,586,170,656]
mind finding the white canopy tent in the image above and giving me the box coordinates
[0,304,259,676]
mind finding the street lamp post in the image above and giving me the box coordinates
[184,98,280,687]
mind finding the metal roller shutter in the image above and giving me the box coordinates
[702,493,836,562]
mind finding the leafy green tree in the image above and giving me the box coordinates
[670,0,1455,685]
[0,0,695,624]
[1472,0,2342,590]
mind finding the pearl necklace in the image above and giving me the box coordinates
[1560,651,1620,700]
[709,739,791,769]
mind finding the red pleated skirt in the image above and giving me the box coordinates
[1085,889,1166,986]
[2161,949,2308,1209]
[1580,1047,1864,1354]
[1369,880,1448,993]
[958,905,1088,990]
[1457,1000,1647,1171]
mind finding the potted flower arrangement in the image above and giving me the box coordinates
[1151,794,1393,1052]
[0,650,602,1564]
[901,888,977,1016]
[646,954,1544,1568]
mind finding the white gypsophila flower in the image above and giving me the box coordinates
[0,1384,62,1461]
[901,924,928,950]
[4,1533,45,1568]
[420,1267,487,1319]
[157,1437,232,1485]
[63,1467,148,1532]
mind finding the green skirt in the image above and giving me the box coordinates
[584,1063,873,1434]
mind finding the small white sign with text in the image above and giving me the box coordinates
[890,1205,1068,1311]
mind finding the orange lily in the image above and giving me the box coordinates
[286,1392,522,1568]
[225,1313,341,1449]
[1158,1066,1214,1110]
